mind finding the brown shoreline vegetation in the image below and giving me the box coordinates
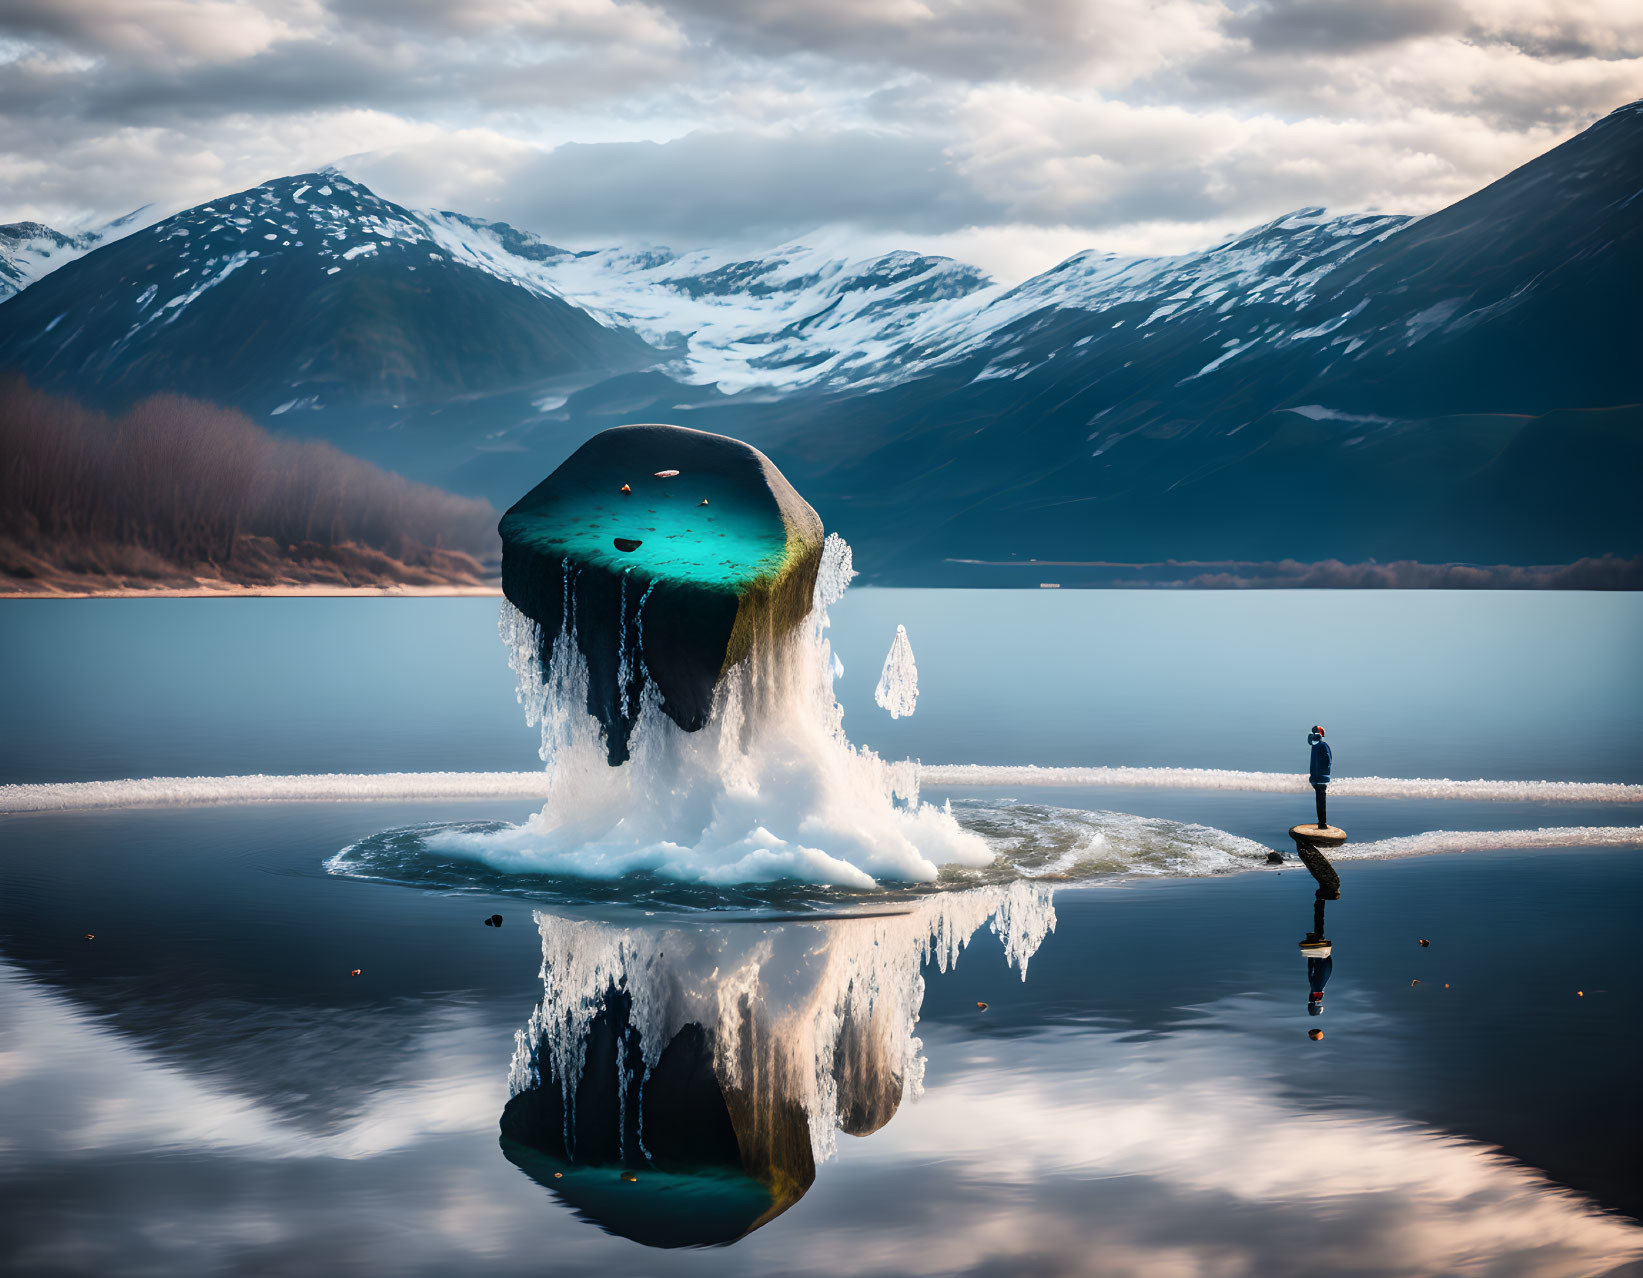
[1,377,499,595]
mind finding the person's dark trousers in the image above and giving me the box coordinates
[1313,783,1328,828]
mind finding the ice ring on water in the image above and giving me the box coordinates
[4,769,1636,815]
[323,801,1285,905]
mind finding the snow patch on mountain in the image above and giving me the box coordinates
[4,171,1428,398]
[0,207,152,301]
[891,208,1413,384]
[416,209,999,393]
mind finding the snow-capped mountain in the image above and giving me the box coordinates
[0,207,151,301]
[408,207,1414,395]
[893,208,1410,383]
[731,98,1643,575]
[0,172,651,414]
[0,224,95,300]
[416,211,996,392]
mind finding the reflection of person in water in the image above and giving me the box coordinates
[1300,892,1333,1018]
[1308,726,1332,829]
[1306,947,1333,1015]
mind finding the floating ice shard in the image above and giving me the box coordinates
[499,423,824,763]
[875,624,919,719]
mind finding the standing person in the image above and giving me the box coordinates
[1308,726,1332,829]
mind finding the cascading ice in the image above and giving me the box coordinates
[478,422,997,886]
[457,530,992,886]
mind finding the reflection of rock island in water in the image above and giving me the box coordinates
[500,884,1056,1247]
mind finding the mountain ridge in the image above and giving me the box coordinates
[1,99,1639,579]
[0,173,654,415]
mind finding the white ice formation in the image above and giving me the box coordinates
[7,769,1637,815]
[436,534,993,887]
[915,765,1643,804]
[874,624,919,720]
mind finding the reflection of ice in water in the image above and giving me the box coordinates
[874,624,919,719]
[437,535,992,887]
[507,883,1056,1171]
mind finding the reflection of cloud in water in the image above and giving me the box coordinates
[2,937,1639,1274]
[847,1021,1643,1278]
[0,961,501,1160]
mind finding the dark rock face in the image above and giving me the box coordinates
[499,423,824,763]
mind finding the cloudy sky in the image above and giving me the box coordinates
[2,0,1640,280]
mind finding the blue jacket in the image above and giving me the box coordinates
[1308,733,1332,785]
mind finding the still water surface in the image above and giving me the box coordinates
[1,591,1639,1276]
[3,589,1639,783]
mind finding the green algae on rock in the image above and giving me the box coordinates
[499,423,824,763]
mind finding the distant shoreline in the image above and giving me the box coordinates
[5,555,1641,597]
[916,554,1643,591]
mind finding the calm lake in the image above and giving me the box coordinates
[1,589,1639,1276]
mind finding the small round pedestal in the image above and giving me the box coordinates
[1289,825,1346,897]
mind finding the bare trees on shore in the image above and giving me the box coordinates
[0,377,497,581]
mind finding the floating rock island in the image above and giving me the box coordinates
[499,424,824,762]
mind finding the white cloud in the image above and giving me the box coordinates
[0,0,1639,270]
[2,0,323,68]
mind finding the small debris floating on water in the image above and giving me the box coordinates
[553,1172,563,1179]
[654,469,679,478]
[1578,990,1584,997]
[613,538,642,552]
[621,1172,638,1183]
[350,969,362,977]
[1418,938,1431,947]
[1411,979,1420,986]
[82,933,95,941]
[484,914,503,927]
[698,498,709,506]
[975,1001,989,1011]
[1309,1029,1324,1040]
[619,483,631,494]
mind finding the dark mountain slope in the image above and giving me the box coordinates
[693,101,1643,575]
